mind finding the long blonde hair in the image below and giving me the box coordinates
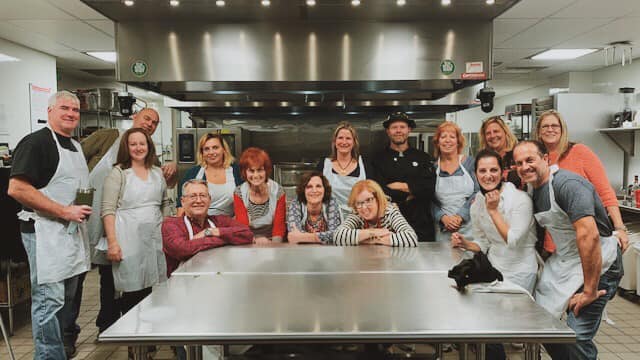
[196,133,234,168]
[330,122,360,160]
[534,109,571,158]
[479,116,517,153]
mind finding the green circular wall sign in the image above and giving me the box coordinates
[131,60,148,77]
[440,60,455,75]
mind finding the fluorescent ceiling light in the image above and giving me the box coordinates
[486,0,494,4]
[531,49,598,60]
[216,0,225,6]
[306,0,316,6]
[442,0,450,5]
[397,0,406,5]
[351,0,360,6]
[169,0,179,6]
[261,0,271,6]
[123,0,134,6]
[0,53,20,62]
[85,51,117,63]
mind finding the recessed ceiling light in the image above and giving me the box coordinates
[441,0,450,5]
[531,49,598,60]
[486,0,494,4]
[351,0,360,6]
[261,0,271,6]
[306,0,316,6]
[123,0,134,6]
[0,53,20,62]
[397,0,406,5]
[216,0,225,6]
[85,51,117,63]
[169,0,179,6]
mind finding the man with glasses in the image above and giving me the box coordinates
[370,112,437,241]
[162,179,253,276]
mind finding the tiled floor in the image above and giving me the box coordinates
[2,268,640,360]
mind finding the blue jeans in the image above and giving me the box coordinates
[22,232,81,360]
[544,247,623,360]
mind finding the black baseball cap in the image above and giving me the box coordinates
[383,111,416,129]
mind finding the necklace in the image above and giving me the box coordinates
[335,157,353,174]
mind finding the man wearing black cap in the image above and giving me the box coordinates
[371,112,437,241]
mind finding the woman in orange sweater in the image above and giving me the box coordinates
[534,109,628,252]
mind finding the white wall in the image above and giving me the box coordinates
[0,38,56,148]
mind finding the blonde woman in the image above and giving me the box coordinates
[333,180,417,247]
[177,133,242,217]
[479,116,521,187]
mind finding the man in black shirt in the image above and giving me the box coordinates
[8,91,92,360]
[371,112,437,241]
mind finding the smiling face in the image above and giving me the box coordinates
[48,97,80,136]
[182,182,211,218]
[538,114,562,148]
[132,109,160,135]
[386,121,410,146]
[484,122,507,153]
[304,176,325,206]
[334,128,355,157]
[513,142,550,188]
[246,165,267,187]
[202,137,224,167]
[437,129,459,156]
[355,189,379,222]
[476,156,502,192]
[127,131,149,163]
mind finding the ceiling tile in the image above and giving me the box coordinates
[52,49,115,69]
[0,22,71,53]
[8,20,114,51]
[86,20,115,37]
[493,48,545,64]
[498,18,611,49]
[0,0,74,20]
[493,19,539,45]
[498,0,576,19]
[45,0,109,20]
[557,18,640,48]
[551,0,640,19]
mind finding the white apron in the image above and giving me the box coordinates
[111,167,167,292]
[533,170,618,318]
[322,156,366,220]
[434,156,475,242]
[183,215,215,240]
[195,166,235,216]
[17,127,91,284]
[240,179,281,241]
[87,131,122,265]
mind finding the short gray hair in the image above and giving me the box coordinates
[181,179,208,195]
[48,90,80,108]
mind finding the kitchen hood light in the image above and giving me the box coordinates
[531,49,597,60]
[306,0,316,6]
[0,53,20,62]
[261,0,271,6]
[216,0,225,6]
[397,0,406,6]
[85,51,117,63]
[169,0,179,6]
[441,0,450,5]
[123,0,134,6]
[485,0,494,4]
[351,0,360,6]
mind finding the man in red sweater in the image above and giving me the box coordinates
[162,179,253,276]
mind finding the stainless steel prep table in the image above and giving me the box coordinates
[172,242,464,276]
[100,244,574,360]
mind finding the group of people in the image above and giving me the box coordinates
[6,90,628,360]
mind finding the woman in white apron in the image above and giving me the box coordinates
[101,128,172,314]
[432,122,478,242]
[177,133,242,217]
[233,147,287,243]
[317,122,368,220]
[286,172,341,244]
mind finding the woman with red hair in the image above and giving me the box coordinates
[233,147,287,243]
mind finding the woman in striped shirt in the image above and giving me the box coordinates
[334,179,418,247]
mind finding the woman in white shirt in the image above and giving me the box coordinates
[451,149,538,294]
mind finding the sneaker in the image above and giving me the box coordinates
[65,344,78,359]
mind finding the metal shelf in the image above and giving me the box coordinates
[598,127,640,156]
[620,203,640,214]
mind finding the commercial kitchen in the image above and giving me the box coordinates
[2,0,640,359]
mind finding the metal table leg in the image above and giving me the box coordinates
[132,345,148,360]
[524,343,540,360]
[186,345,203,360]
[434,344,444,360]
[458,343,469,360]
[0,310,16,360]
[475,344,485,360]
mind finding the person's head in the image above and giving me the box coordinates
[239,147,272,187]
[131,108,160,135]
[534,109,569,154]
[115,127,156,169]
[331,122,360,160]
[479,116,517,154]
[348,179,388,222]
[47,91,81,137]
[296,171,332,205]
[474,149,503,193]
[197,133,234,168]
[433,121,466,158]
[181,179,211,219]
[512,140,549,188]
[384,112,415,147]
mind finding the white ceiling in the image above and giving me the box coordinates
[0,0,639,98]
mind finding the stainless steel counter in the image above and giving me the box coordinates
[172,242,464,276]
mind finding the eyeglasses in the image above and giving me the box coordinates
[355,196,376,209]
[184,193,210,201]
[541,124,561,131]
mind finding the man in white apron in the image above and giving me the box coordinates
[8,91,92,360]
[513,141,622,360]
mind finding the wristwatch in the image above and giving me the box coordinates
[204,228,213,237]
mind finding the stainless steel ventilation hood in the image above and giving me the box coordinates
[83,0,519,115]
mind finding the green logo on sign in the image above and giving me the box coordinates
[131,60,148,77]
[440,60,455,75]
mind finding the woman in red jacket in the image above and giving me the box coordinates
[233,147,287,243]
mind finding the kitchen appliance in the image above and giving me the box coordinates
[78,88,116,112]
[505,103,532,140]
[612,87,636,128]
[273,162,317,203]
